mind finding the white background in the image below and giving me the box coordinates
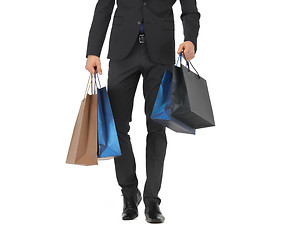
[0,0,289,239]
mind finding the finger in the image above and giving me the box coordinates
[178,45,183,50]
[183,51,191,60]
[184,52,191,60]
[187,53,195,61]
[94,65,100,75]
[177,48,183,54]
[177,44,184,53]
[98,66,102,75]
[90,67,95,75]
[85,65,93,74]
[188,54,194,61]
[181,51,187,60]
[96,62,103,75]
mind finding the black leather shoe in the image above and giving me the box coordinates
[145,201,165,223]
[122,189,142,220]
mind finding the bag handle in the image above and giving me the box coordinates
[83,66,102,98]
[84,74,93,98]
[176,50,189,68]
[93,66,102,91]
[176,50,201,78]
[83,72,99,98]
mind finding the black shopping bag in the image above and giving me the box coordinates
[171,50,215,129]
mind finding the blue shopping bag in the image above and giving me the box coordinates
[150,57,196,134]
[93,72,122,159]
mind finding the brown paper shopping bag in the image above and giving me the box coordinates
[66,74,98,165]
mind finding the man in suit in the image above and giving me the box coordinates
[85,0,200,223]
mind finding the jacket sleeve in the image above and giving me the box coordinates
[179,0,201,53]
[86,0,115,58]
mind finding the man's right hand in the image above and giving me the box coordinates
[85,55,102,75]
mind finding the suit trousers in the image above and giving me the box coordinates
[107,34,173,206]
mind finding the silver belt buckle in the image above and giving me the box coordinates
[139,33,145,43]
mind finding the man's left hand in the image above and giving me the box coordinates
[177,41,195,61]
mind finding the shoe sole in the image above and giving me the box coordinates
[122,214,138,220]
[145,218,165,223]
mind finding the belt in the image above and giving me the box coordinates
[138,33,145,44]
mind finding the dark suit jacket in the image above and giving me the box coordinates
[86,0,200,65]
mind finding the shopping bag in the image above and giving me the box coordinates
[150,66,196,134]
[66,74,98,165]
[93,72,122,160]
[171,50,215,129]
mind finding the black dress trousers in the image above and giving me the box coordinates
[107,34,173,206]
